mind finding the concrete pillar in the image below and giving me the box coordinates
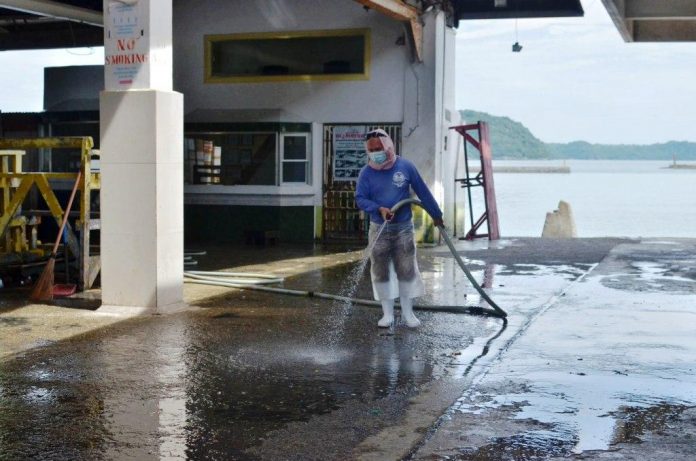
[99,0,184,312]
[440,26,458,234]
[402,10,456,242]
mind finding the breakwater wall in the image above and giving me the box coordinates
[467,166,571,174]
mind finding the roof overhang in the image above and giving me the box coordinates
[353,0,423,61]
[601,0,696,42]
[452,0,583,23]
[0,0,594,52]
[0,0,102,51]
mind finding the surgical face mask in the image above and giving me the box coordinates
[368,150,388,165]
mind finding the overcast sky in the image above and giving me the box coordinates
[0,47,103,112]
[1,0,694,144]
[455,0,696,144]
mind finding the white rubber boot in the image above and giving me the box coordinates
[378,299,395,328]
[400,295,421,328]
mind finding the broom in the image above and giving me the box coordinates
[30,170,82,302]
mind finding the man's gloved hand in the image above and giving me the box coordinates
[379,207,394,222]
[433,217,445,228]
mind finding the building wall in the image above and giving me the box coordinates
[172,0,456,243]
[44,65,103,112]
[33,2,458,244]
[173,0,408,123]
[185,205,314,243]
[401,11,458,239]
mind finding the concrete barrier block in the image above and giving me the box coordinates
[542,200,577,238]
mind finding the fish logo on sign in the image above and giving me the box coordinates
[392,171,406,188]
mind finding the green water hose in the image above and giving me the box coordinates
[183,270,492,315]
[389,198,507,318]
[183,200,507,318]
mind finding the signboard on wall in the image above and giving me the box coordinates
[332,125,367,181]
[104,1,149,90]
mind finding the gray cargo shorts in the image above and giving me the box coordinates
[368,221,417,283]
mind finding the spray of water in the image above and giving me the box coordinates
[340,221,388,307]
[322,222,389,345]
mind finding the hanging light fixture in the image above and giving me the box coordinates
[512,18,522,52]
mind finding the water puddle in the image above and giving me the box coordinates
[452,399,693,460]
[610,402,691,444]
[454,360,696,454]
[460,429,577,460]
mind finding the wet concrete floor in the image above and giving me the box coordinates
[1,238,695,460]
[411,239,696,460]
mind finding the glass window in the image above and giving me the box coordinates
[185,133,277,185]
[281,134,309,184]
[205,29,370,83]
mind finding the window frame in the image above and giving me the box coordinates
[185,131,279,186]
[204,28,371,84]
[280,133,311,185]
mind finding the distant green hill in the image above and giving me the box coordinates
[459,110,696,160]
[547,141,696,160]
[459,110,550,159]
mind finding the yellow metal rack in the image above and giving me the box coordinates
[0,137,101,290]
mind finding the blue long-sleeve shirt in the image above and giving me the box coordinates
[356,157,443,224]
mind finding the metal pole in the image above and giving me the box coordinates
[453,133,461,237]
[463,130,475,231]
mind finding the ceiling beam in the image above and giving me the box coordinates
[0,25,102,50]
[625,0,696,20]
[0,0,103,27]
[601,0,696,42]
[353,0,419,22]
[0,16,66,26]
[353,0,423,61]
[633,19,696,41]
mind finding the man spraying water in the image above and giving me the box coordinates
[356,129,444,328]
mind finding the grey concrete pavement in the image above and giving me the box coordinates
[1,238,694,460]
[411,239,696,460]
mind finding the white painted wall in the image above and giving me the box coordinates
[173,0,408,123]
[173,0,458,240]
[401,11,457,230]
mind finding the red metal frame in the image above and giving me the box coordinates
[450,122,500,240]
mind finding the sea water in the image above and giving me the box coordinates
[463,160,696,238]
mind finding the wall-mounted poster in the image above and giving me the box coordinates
[104,1,148,90]
[333,125,367,181]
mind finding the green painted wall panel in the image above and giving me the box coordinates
[184,205,314,243]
